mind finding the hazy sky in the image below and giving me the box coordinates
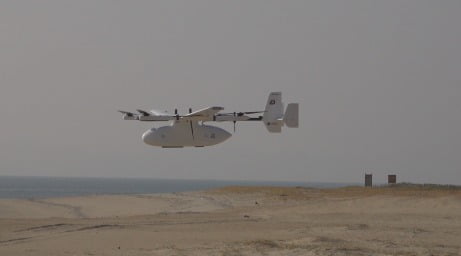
[1,1,460,184]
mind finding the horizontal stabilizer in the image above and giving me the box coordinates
[284,103,299,128]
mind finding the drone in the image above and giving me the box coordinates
[119,92,298,148]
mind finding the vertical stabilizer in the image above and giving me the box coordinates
[263,92,284,133]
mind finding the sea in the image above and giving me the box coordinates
[0,176,357,199]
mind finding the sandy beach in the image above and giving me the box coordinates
[1,186,460,255]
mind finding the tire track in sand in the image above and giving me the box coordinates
[27,199,86,218]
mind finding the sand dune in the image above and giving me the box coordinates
[1,186,460,255]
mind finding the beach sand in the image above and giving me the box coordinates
[1,186,460,255]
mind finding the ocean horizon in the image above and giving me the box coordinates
[0,176,359,199]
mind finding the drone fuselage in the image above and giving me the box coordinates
[142,121,231,148]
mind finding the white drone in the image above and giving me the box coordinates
[119,92,299,148]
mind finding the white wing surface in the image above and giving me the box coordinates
[185,106,224,118]
[150,109,170,116]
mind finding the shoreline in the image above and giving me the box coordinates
[0,176,361,199]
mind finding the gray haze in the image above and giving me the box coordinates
[1,1,460,184]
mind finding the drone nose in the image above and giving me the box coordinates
[142,129,156,145]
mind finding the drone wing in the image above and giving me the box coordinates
[150,109,171,116]
[184,106,224,120]
[118,109,176,121]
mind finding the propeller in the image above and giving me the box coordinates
[118,110,136,117]
[233,112,237,133]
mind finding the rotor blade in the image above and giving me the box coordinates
[218,111,265,116]
[241,111,266,114]
[216,112,237,116]
[118,110,135,116]
[136,109,151,116]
